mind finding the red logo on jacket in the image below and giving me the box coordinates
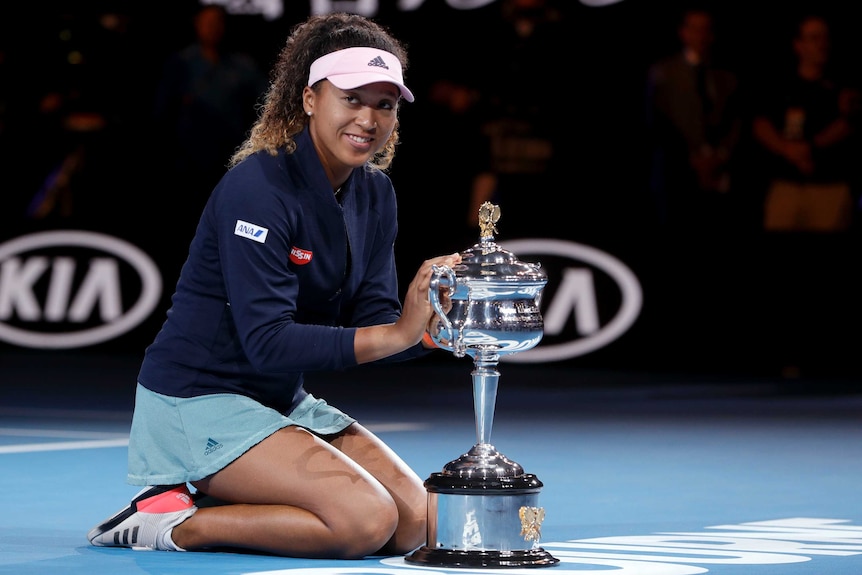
[290,246,313,265]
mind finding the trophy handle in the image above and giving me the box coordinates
[429,264,465,357]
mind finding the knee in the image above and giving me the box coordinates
[332,496,400,559]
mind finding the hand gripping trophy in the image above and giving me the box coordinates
[406,202,558,568]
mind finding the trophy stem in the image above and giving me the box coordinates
[472,351,500,446]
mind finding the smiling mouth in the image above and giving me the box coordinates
[347,134,372,144]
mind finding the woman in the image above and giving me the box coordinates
[87,12,460,559]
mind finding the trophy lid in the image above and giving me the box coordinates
[455,203,547,284]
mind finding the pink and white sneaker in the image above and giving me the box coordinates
[87,485,197,551]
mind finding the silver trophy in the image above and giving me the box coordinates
[406,203,558,568]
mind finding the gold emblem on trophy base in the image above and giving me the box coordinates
[519,506,545,542]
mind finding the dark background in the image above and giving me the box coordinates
[1,0,860,383]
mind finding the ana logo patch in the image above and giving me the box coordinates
[234,220,268,243]
[289,247,313,265]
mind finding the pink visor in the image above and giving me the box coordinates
[308,47,415,102]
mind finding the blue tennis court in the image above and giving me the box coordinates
[2,350,862,575]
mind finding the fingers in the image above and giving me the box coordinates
[426,252,462,267]
[417,253,461,295]
[411,253,461,285]
[423,253,461,278]
[398,253,463,346]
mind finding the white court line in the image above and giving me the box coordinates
[0,427,128,439]
[0,427,129,454]
[364,422,428,432]
[0,437,129,454]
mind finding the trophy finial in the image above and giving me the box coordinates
[478,201,501,240]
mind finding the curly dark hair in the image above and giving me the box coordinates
[229,12,410,170]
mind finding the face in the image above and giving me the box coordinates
[679,11,714,56]
[195,7,225,46]
[795,18,830,67]
[304,81,400,188]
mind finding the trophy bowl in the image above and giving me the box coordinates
[427,247,546,361]
[406,203,558,568]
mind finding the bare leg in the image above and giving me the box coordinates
[329,423,427,554]
[173,425,401,558]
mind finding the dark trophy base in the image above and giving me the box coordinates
[406,466,559,569]
[407,546,560,568]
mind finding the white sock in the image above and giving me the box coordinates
[159,508,197,551]
[161,527,187,552]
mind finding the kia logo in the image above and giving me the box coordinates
[498,239,642,363]
[0,230,162,349]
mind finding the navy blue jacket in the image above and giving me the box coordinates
[138,127,425,414]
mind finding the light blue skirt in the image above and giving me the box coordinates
[126,384,356,486]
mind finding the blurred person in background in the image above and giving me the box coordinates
[408,77,495,248]
[466,0,566,237]
[153,4,268,222]
[645,7,741,231]
[746,13,861,379]
[20,10,138,224]
[749,13,860,232]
